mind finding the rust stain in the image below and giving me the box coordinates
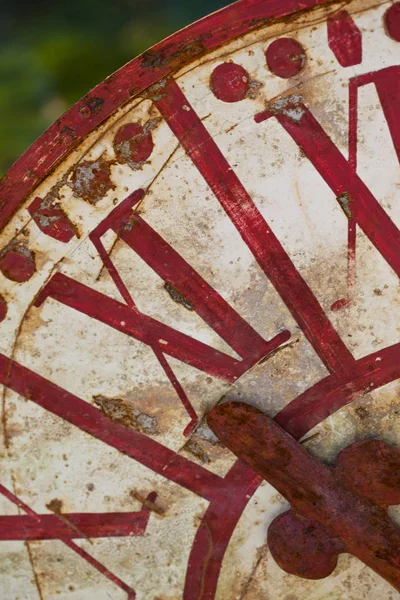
[238,544,269,600]
[258,336,299,365]
[46,499,93,544]
[246,79,263,100]
[25,541,44,600]
[130,491,165,516]
[300,432,321,445]
[164,282,194,311]
[60,125,77,141]
[69,156,115,205]
[184,440,210,464]
[141,39,206,72]
[93,395,159,434]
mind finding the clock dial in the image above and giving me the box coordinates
[0,0,400,598]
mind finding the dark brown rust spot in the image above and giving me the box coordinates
[141,39,206,72]
[79,97,104,118]
[60,126,77,141]
[164,282,193,311]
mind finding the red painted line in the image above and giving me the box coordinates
[90,191,200,432]
[88,189,289,432]
[89,189,145,310]
[347,83,358,304]
[98,190,289,365]
[327,10,362,68]
[0,0,333,235]
[154,347,199,436]
[0,510,149,541]
[63,537,136,599]
[155,79,355,376]
[183,460,262,600]
[62,537,136,599]
[34,272,247,382]
[371,66,400,165]
[35,262,289,382]
[255,94,400,279]
[0,484,38,518]
[348,76,358,173]
[0,353,224,503]
[1,343,399,597]
[0,485,137,599]
[276,342,400,439]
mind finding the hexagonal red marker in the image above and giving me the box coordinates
[207,401,400,590]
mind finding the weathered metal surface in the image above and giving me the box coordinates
[207,402,400,588]
[0,0,399,598]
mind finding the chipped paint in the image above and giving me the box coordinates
[69,156,115,204]
[0,0,399,598]
[93,395,159,435]
[336,191,353,219]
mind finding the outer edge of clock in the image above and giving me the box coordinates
[0,0,334,234]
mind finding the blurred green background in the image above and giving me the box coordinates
[0,0,228,176]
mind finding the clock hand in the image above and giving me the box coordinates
[207,401,400,592]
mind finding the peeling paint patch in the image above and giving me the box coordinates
[93,395,159,434]
[247,79,264,100]
[28,196,77,243]
[113,118,161,169]
[141,39,206,72]
[336,191,353,219]
[269,94,306,121]
[69,156,115,204]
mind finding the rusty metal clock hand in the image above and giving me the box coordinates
[207,401,400,591]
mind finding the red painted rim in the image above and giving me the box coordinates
[0,0,333,231]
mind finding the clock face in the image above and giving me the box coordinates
[1,0,400,598]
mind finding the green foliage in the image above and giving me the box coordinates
[0,0,227,175]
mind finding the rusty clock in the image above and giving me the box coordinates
[0,0,400,598]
